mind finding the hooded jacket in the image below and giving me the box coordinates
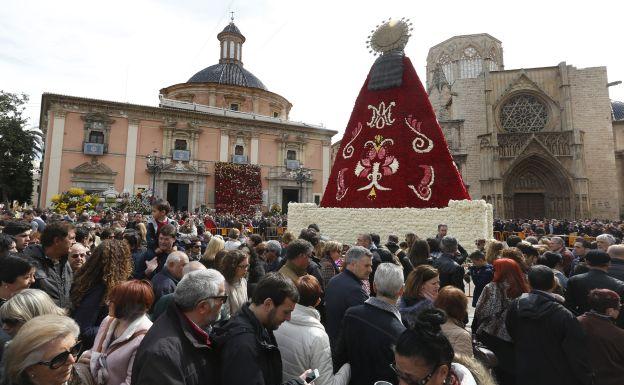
[506,290,593,385]
[274,304,350,385]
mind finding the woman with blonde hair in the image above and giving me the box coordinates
[2,314,80,385]
[70,239,133,350]
[135,222,147,247]
[201,235,225,269]
[0,289,65,338]
[484,240,505,264]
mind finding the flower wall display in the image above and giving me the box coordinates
[288,200,493,253]
[215,162,262,216]
[50,188,100,214]
[118,191,153,215]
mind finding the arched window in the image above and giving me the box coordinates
[500,94,549,133]
[437,53,454,84]
[487,48,498,71]
[88,131,104,144]
[235,145,244,156]
[459,47,482,79]
[174,139,187,150]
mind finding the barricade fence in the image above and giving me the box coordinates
[206,226,287,241]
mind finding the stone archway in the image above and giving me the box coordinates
[503,155,573,219]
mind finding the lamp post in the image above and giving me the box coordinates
[289,165,312,203]
[146,149,166,200]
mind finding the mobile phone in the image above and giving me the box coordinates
[305,369,319,384]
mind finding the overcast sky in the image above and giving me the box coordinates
[2,0,623,140]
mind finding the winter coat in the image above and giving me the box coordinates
[82,314,152,385]
[24,244,73,309]
[71,282,109,350]
[214,303,305,385]
[150,267,179,302]
[441,319,473,358]
[566,269,624,327]
[130,248,147,279]
[506,290,593,385]
[274,304,350,385]
[324,269,368,346]
[432,253,465,291]
[577,311,624,385]
[398,296,433,328]
[334,298,405,385]
[130,302,219,385]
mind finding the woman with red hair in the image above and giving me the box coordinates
[474,258,528,385]
[79,279,154,385]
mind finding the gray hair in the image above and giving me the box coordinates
[550,236,564,246]
[167,251,189,265]
[597,234,617,245]
[373,263,404,299]
[0,289,66,325]
[174,269,225,311]
[266,240,282,255]
[4,315,79,381]
[440,236,458,254]
[345,246,372,265]
[183,261,207,275]
[607,244,624,260]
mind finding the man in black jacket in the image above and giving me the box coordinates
[324,246,371,347]
[131,269,226,385]
[506,265,593,385]
[23,221,75,309]
[566,250,624,316]
[334,263,406,385]
[607,244,624,282]
[216,272,308,385]
[432,236,465,291]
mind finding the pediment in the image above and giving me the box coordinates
[494,71,559,108]
[70,160,117,176]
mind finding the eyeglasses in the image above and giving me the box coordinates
[36,341,82,370]
[198,295,228,305]
[70,253,86,258]
[390,363,439,385]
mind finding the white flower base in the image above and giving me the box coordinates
[287,200,493,252]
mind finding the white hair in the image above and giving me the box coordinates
[174,269,224,311]
[597,234,617,245]
[374,263,404,299]
[266,240,282,254]
[183,261,207,275]
[166,251,189,265]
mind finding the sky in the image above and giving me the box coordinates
[1,0,623,140]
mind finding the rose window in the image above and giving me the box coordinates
[500,94,548,132]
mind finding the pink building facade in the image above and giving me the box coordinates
[38,22,336,212]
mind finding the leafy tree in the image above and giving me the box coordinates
[0,91,42,204]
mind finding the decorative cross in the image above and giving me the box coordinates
[230,11,235,22]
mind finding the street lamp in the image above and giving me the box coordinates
[289,165,312,203]
[146,149,166,199]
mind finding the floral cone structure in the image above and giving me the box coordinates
[321,54,470,208]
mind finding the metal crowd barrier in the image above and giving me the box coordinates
[207,226,287,241]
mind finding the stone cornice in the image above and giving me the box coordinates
[41,93,337,138]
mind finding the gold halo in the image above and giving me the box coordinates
[367,18,411,54]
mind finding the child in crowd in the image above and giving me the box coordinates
[467,251,494,307]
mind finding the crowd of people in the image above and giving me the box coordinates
[0,202,623,385]
[495,218,624,238]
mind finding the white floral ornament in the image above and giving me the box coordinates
[355,135,399,199]
[336,168,349,201]
[409,165,435,201]
[405,116,433,153]
[367,101,396,129]
[342,122,363,159]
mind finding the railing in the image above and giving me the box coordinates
[493,231,595,247]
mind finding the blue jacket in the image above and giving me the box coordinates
[151,268,179,302]
[324,269,368,347]
[71,282,108,350]
[468,264,494,307]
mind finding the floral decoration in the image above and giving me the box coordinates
[215,162,262,216]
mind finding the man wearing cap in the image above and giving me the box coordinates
[566,250,624,324]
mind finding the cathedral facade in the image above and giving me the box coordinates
[37,21,336,212]
[426,33,623,220]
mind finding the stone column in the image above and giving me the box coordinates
[45,109,66,206]
[322,141,331,192]
[123,118,139,194]
[250,135,259,164]
[219,131,229,162]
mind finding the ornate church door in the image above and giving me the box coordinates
[513,193,545,219]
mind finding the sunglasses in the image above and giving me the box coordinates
[390,362,439,385]
[36,341,82,370]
